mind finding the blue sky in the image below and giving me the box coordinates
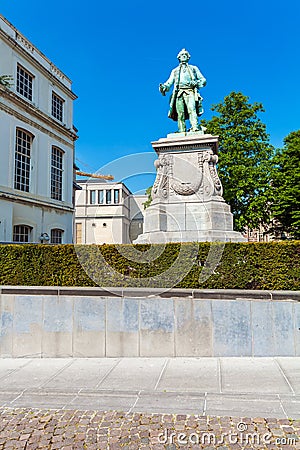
[1,0,299,193]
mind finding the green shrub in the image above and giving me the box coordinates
[0,242,299,290]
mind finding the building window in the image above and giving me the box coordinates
[52,92,64,122]
[90,190,96,204]
[13,225,32,243]
[98,190,104,204]
[17,65,33,101]
[14,129,33,192]
[51,146,63,200]
[50,228,63,244]
[114,189,120,204]
[75,223,82,244]
[106,189,112,204]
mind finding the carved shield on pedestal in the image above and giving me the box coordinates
[170,152,202,196]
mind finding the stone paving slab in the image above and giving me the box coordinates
[277,358,300,393]
[205,394,285,418]
[220,358,292,394]
[0,357,298,394]
[0,360,30,381]
[0,408,299,449]
[0,357,299,419]
[41,359,120,391]
[0,390,298,419]
[132,392,205,415]
[158,358,219,392]
[0,360,72,390]
[70,394,138,412]
[99,358,166,391]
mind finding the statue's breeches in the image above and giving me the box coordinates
[176,91,198,129]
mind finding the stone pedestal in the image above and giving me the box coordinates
[135,133,246,243]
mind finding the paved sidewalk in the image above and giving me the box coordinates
[0,357,299,418]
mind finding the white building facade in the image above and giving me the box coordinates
[0,15,77,244]
[75,179,146,244]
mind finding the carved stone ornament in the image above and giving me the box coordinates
[152,155,171,199]
[204,150,223,197]
[170,179,201,196]
[152,147,223,201]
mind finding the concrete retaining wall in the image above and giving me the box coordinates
[0,287,299,357]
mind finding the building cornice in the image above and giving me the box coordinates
[76,203,130,212]
[77,180,133,195]
[76,215,130,220]
[0,25,77,100]
[0,89,77,147]
[0,189,74,213]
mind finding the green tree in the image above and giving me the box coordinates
[143,186,152,209]
[270,130,300,239]
[203,92,274,231]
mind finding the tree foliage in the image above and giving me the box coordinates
[143,186,152,209]
[270,130,300,239]
[203,92,274,232]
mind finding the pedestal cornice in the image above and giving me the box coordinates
[151,133,219,154]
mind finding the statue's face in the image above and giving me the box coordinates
[178,52,190,63]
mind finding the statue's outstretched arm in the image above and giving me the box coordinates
[159,69,175,95]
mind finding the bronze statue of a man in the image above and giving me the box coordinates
[159,49,206,133]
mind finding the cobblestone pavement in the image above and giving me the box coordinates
[0,408,299,449]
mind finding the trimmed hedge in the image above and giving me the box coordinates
[0,242,299,290]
